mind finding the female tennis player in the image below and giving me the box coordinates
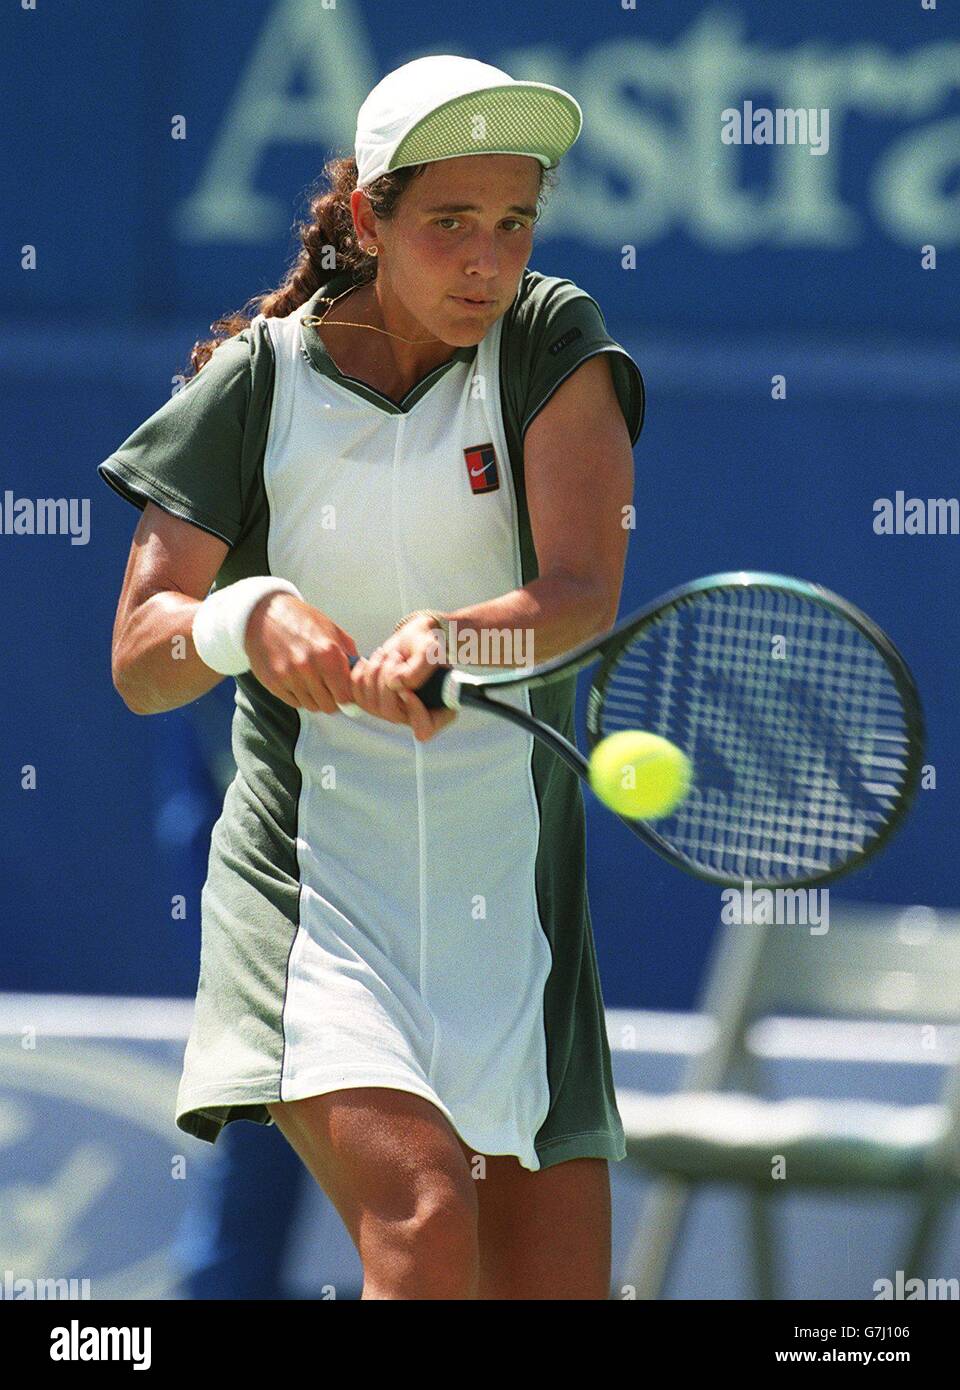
[100,55,644,1299]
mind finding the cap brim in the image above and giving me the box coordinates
[387,82,582,174]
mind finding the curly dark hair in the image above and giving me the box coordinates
[186,153,556,377]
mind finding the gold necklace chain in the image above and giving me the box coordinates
[302,286,442,345]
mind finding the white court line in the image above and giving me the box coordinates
[0,993,195,1039]
[0,996,956,1065]
[606,1009,960,1064]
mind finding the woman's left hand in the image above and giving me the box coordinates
[349,614,457,742]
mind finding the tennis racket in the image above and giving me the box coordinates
[352,572,925,888]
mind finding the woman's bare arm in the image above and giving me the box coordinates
[110,503,230,713]
[110,503,359,716]
[442,352,635,664]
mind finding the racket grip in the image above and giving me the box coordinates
[413,664,451,709]
[346,654,452,709]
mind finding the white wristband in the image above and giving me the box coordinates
[192,576,303,675]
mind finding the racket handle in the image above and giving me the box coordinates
[345,654,452,710]
[413,664,451,710]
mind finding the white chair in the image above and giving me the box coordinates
[619,904,960,1298]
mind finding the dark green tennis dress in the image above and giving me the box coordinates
[99,268,644,1167]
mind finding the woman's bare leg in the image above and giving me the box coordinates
[455,1139,612,1300]
[266,1088,479,1299]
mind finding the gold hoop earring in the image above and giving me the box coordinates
[365,244,379,257]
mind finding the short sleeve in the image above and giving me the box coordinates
[501,275,645,447]
[97,321,274,546]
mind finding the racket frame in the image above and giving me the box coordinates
[427,571,926,888]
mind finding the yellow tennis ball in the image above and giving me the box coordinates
[588,731,692,820]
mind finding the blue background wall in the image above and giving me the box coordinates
[3,0,957,1006]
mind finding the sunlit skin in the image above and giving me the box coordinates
[315,153,543,402]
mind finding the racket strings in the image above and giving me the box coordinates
[598,589,914,881]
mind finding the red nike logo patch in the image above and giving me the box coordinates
[463,442,500,494]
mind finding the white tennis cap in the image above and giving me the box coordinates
[354,55,582,189]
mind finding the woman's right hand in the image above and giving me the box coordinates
[243,592,361,714]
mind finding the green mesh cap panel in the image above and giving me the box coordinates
[389,85,581,172]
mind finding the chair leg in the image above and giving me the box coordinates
[622,1175,693,1300]
[749,1187,777,1299]
[900,1186,949,1284]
